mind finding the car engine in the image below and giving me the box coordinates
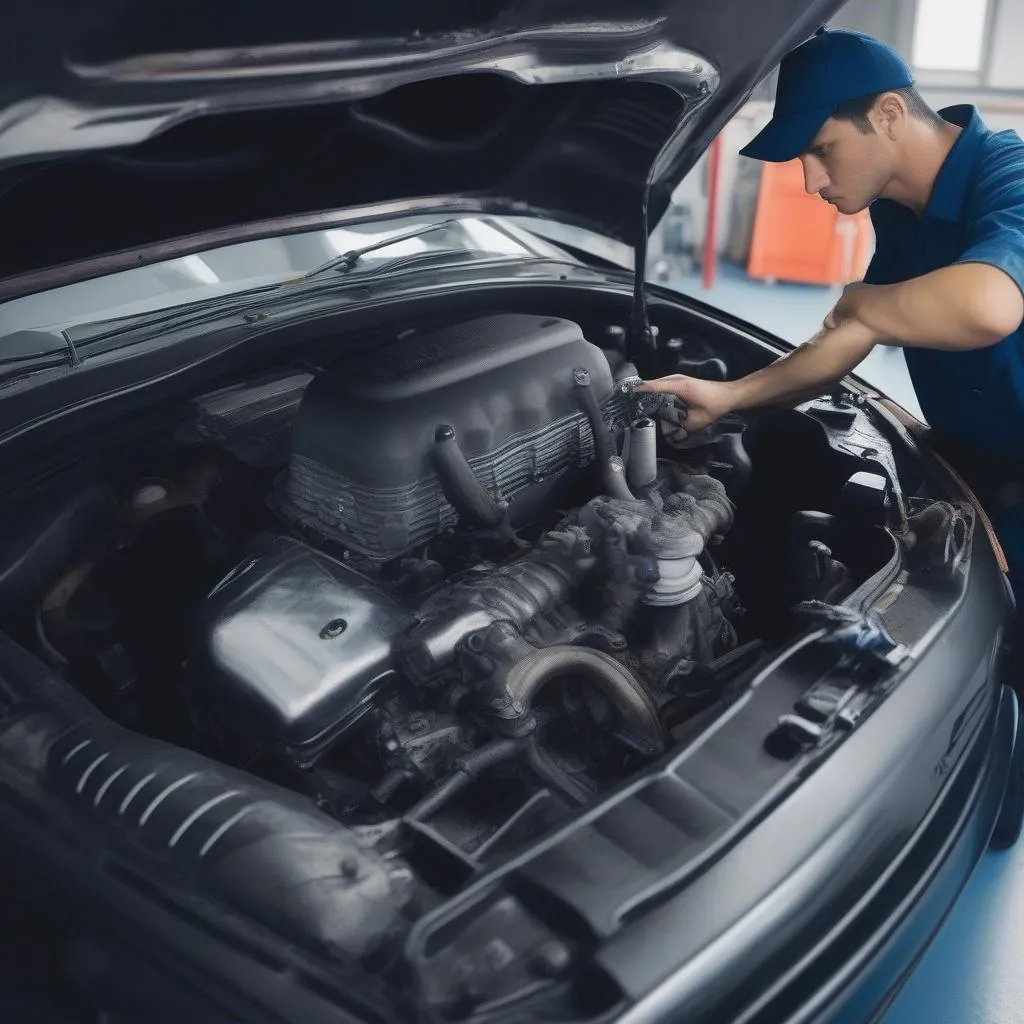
[172,313,749,845]
[8,299,916,1008]
[273,313,631,561]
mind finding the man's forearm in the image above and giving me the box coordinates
[725,319,877,414]
[851,264,1024,349]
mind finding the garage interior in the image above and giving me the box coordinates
[643,0,1024,1020]
[0,1,1021,1020]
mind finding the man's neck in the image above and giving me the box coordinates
[882,119,963,216]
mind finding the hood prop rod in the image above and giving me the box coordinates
[627,185,658,380]
[627,76,715,380]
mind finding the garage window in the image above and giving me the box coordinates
[911,0,990,73]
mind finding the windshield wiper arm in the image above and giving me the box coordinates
[293,219,459,282]
[0,352,74,386]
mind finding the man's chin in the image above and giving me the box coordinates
[830,197,869,216]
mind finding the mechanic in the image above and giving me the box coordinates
[639,27,1024,611]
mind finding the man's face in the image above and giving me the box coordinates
[798,111,893,215]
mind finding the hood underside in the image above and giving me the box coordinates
[0,0,843,291]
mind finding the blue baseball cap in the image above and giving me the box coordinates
[740,28,915,163]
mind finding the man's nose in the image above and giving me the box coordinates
[800,156,829,195]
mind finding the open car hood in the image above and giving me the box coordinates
[0,0,843,293]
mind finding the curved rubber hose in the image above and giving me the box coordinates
[371,767,415,805]
[603,456,637,503]
[405,738,526,822]
[503,645,664,756]
[526,742,595,805]
[573,370,636,502]
[431,424,505,528]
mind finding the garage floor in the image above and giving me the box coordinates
[669,261,1022,1024]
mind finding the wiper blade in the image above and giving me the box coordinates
[339,247,520,277]
[292,219,460,282]
[0,326,83,384]
[0,352,73,386]
[25,244,568,364]
[63,288,283,348]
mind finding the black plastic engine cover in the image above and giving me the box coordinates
[197,536,413,765]
[276,314,616,560]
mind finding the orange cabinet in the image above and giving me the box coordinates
[747,158,873,286]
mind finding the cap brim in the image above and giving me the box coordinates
[739,104,833,162]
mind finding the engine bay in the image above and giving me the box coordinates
[0,303,919,994]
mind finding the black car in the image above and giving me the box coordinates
[0,2,1019,1022]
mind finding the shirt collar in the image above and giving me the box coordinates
[924,104,988,223]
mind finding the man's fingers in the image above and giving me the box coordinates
[660,403,686,425]
[635,378,683,395]
[658,418,689,444]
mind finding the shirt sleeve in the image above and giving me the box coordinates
[955,147,1024,302]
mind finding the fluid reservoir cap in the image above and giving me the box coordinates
[842,471,888,525]
[132,483,168,508]
[848,471,887,493]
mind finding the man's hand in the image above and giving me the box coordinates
[634,375,736,436]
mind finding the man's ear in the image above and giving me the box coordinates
[874,92,908,139]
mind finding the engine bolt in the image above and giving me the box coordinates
[319,618,348,640]
[532,941,572,978]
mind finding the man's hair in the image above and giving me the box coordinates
[831,86,944,132]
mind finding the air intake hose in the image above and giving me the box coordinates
[470,622,664,757]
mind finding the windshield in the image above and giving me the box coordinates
[0,215,547,336]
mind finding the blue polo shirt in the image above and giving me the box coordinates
[864,104,1024,460]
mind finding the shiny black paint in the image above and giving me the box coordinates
[602,515,1011,1023]
[0,254,1012,1021]
[0,631,410,1023]
[0,506,1009,1024]
[198,536,414,763]
[0,0,848,284]
[811,687,1015,1024]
